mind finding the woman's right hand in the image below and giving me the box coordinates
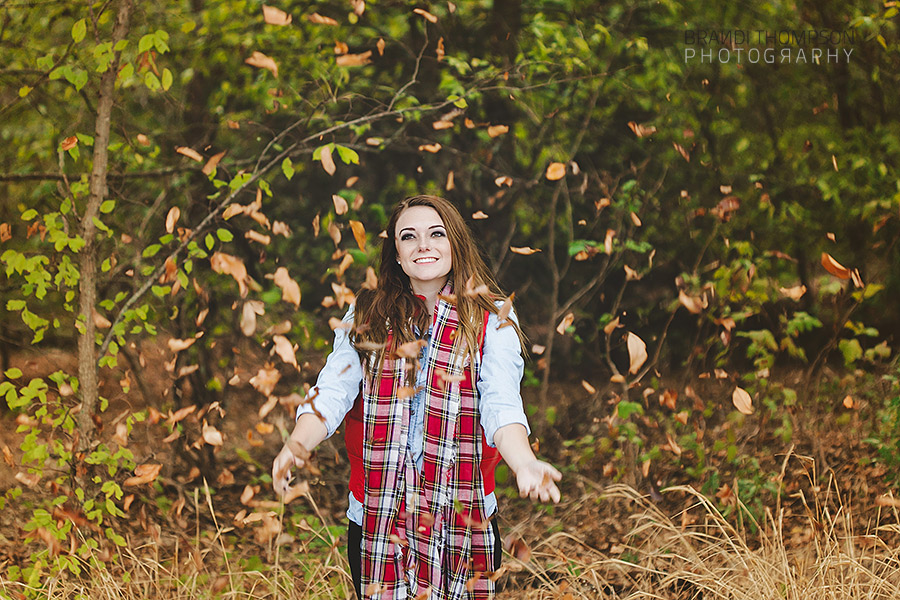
[272,441,306,497]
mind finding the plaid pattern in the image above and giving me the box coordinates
[361,287,495,600]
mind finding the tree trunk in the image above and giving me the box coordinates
[76,0,132,440]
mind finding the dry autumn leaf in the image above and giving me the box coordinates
[211,252,252,296]
[432,120,453,130]
[363,266,378,289]
[556,312,574,335]
[413,7,438,22]
[246,230,271,245]
[510,246,541,255]
[678,289,705,314]
[627,121,657,138]
[61,136,78,151]
[732,387,753,414]
[603,316,620,335]
[124,463,162,486]
[262,5,292,25]
[250,366,281,396]
[202,151,226,176]
[780,285,807,301]
[673,142,690,162]
[0,222,10,243]
[272,334,298,367]
[92,308,111,329]
[336,51,372,67]
[487,124,509,138]
[319,145,336,175]
[244,51,279,77]
[176,146,203,162]
[240,300,264,336]
[307,12,338,25]
[627,332,648,374]
[471,211,488,220]
[165,206,180,234]
[497,292,515,324]
[418,143,442,153]
[332,194,349,215]
[273,267,301,307]
[167,337,197,352]
[349,220,366,251]
[376,37,385,56]
[202,422,224,446]
[581,380,596,394]
[821,252,850,279]
[545,162,566,181]
[436,36,445,60]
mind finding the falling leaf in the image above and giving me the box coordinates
[272,334,298,367]
[678,289,705,314]
[660,388,678,410]
[603,316,620,335]
[494,176,513,187]
[176,146,204,162]
[851,268,864,289]
[603,229,616,255]
[463,275,489,297]
[433,120,454,130]
[623,265,640,281]
[241,301,262,336]
[329,316,352,331]
[832,154,839,172]
[713,196,741,222]
[136,133,150,146]
[351,0,365,15]
[311,213,320,237]
[348,219,366,251]
[250,366,281,396]
[332,194,349,215]
[376,38,385,56]
[335,252,353,277]
[418,143,442,153]
[363,267,378,289]
[630,212,642,227]
[821,252,851,279]
[271,267,301,307]
[436,36,445,60]
[245,230,271,245]
[732,387,753,414]
[627,332,647,374]
[307,12,339,25]
[92,308,111,329]
[0,222,10,242]
[487,124,509,138]
[545,162,566,181]
[556,312,574,335]
[497,292,515,323]
[510,246,541,255]
[333,40,349,55]
[446,170,455,191]
[272,221,292,237]
[124,463,162,486]
[397,385,423,399]
[672,142,690,162]
[211,252,252,297]
[245,51,279,77]
[61,136,78,151]
[627,122,657,138]
[202,151,226,176]
[471,211,488,219]
[413,7,438,22]
[581,380,596,394]
[843,395,854,409]
[202,421,224,446]
[396,340,426,359]
[319,145,336,175]
[168,337,196,352]
[336,51,372,66]
[782,285,807,303]
[262,5,292,25]
[165,207,180,234]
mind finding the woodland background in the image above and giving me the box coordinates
[2,0,900,598]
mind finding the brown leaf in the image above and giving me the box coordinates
[312,213,320,237]
[487,124,509,138]
[418,143,442,153]
[165,206,180,234]
[623,264,640,281]
[307,12,338,25]
[320,145,336,175]
[330,195,349,216]
[202,151,226,176]
[627,332,647,374]
[0,222,10,242]
[660,388,678,411]
[851,268,864,289]
[250,366,281,396]
[351,0,365,16]
[245,51,279,77]
[376,37,385,56]
[604,229,616,255]
[346,219,367,252]
[336,51,372,67]
[1,444,13,467]
[92,308,111,329]
[240,301,262,336]
[272,334,298,368]
[112,422,129,446]
[396,340,426,359]
[471,211,488,220]
[176,146,203,162]
[497,292,515,323]
[445,170,455,191]
[627,121,657,138]
[603,316,620,335]
[630,212,642,227]
[732,387,753,415]
[363,266,378,290]
[673,142,690,162]
[136,133,151,146]
[581,380,596,394]
[16,471,40,487]
[556,312,574,335]
[510,246,541,255]
[328,316,352,331]
[678,289,705,314]
[545,162,566,181]
[272,267,301,307]
[821,252,851,279]
[272,220,292,237]
[262,5,292,25]
[167,337,196,352]
[432,120,454,130]
[211,252,251,296]
[436,36,445,60]
[875,494,900,508]
[413,7,438,22]
[124,463,162,486]
[843,395,854,409]
[202,422,224,446]
[334,40,349,55]
[60,136,78,151]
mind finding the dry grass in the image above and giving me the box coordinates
[5,462,900,600]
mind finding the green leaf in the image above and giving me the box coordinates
[138,34,155,53]
[4,368,22,379]
[72,19,86,43]
[21,209,38,221]
[617,400,644,420]
[281,157,294,181]
[205,233,214,250]
[838,338,863,366]
[100,200,115,213]
[161,68,173,91]
[216,228,233,242]
[142,244,161,258]
[117,62,134,83]
[7,299,26,311]
[18,86,32,98]
[144,71,161,92]
[335,145,359,165]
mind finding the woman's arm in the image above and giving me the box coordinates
[493,423,561,503]
[272,413,328,496]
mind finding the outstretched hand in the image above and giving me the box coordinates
[515,459,562,503]
[271,439,308,498]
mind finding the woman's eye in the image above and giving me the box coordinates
[432,230,445,237]
[401,233,414,241]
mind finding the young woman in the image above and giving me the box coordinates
[272,195,561,600]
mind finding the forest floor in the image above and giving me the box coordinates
[2,341,900,599]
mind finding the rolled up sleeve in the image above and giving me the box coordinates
[296,306,362,438]
[478,306,530,447]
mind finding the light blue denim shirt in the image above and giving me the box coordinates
[297,303,529,524]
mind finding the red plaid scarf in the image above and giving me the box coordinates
[361,289,495,600]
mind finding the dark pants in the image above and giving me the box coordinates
[348,518,502,599]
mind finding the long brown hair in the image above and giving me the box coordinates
[353,195,522,364]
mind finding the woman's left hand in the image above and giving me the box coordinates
[515,459,562,503]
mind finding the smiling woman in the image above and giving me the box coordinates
[272,195,561,600]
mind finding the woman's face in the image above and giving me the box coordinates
[394,205,452,290]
